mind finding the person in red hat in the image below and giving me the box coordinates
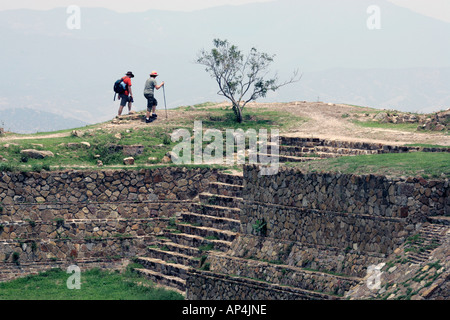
[143,71,164,123]
[118,71,134,116]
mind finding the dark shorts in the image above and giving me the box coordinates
[144,93,158,110]
[119,94,130,107]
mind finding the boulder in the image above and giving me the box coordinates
[123,145,144,156]
[20,149,54,159]
[161,156,171,164]
[67,143,80,149]
[123,157,135,165]
[374,112,389,122]
[71,130,83,137]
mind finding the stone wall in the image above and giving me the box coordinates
[228,165,449,278]
[0,167,217,205]
[0,201,187,222]
[280,136,450,154]
[228,235,386,278]
[0,167,218,278]
[244,166,449,220]
[186,269,336,300]
[206,252,360,297]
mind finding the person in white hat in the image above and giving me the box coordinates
[143,71,165,123]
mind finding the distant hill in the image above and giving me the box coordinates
[0,0,449,130]
[0,108,89,134]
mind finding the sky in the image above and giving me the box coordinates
[0,0,449,22]
[0,0,449,131]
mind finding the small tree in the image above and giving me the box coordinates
[196,39,301,123]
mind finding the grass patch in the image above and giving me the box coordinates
[0,266,184,300]
[2,104,291,171]
[404,143,449,149]
[179,105,307,132]
[288,152,450,179]
[0,126,179,170]
[351,120,419,132]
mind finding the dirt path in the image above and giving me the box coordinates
[245,101,450,146]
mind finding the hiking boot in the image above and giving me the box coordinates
[146,118,154,123]
[151,114,157,118]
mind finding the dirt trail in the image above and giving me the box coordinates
[245,101,450,146]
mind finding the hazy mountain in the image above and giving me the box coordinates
[0,0,449,133]
[288,67,450,113]
[0,108,89,134]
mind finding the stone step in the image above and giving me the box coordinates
[216,172,244,186]
[175,223,238,243]
[279,145,315,153]
[208,181,243,198]
[427,216,450,226]
[313,146,379,155]
[135,257,191,280]
[191,203,241,220]
[163,231,233,252]
[279,146,340,158]
[180,212,241,232]
[280,137,322,147]
[406,251,431,264]
[199,192,243,208]
[153,239,202,257]
[405,224,449,264]
[419,225,449,239]
[322,140,382,151]
[146,247,200,268]
[257,153,321,163]
[134,268,186,294]
[280,150,342,159]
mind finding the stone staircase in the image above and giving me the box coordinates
[405,221,450,264]
[255,136,384,164]
[271,135,449,163]
[276,137,380,162]
[134,171,243,295]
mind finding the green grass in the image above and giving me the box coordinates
[287,152,450,179]
[0,126,178,171]
[404,143,449,149]
[0,104,305,172]
[351,119,419,132]
[0,266,184,300]
[177,106,307,131]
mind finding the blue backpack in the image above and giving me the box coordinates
[113,78,127,101]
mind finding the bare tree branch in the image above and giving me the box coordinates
[196,39,301,123]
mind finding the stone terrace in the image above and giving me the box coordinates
[0,135,449,299]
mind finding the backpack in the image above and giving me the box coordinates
[113,78,128,101]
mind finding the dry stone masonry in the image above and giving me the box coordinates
[0,135,449,300]
[0,167,218,281]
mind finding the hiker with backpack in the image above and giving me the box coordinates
[143,71,164,123]
[115,71,134,116]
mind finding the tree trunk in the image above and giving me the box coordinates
[233,104,243,123]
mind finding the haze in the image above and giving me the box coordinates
[0,0,449,133]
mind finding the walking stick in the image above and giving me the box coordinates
[163,84,168,120]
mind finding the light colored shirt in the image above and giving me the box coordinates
[144,78,157,95]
